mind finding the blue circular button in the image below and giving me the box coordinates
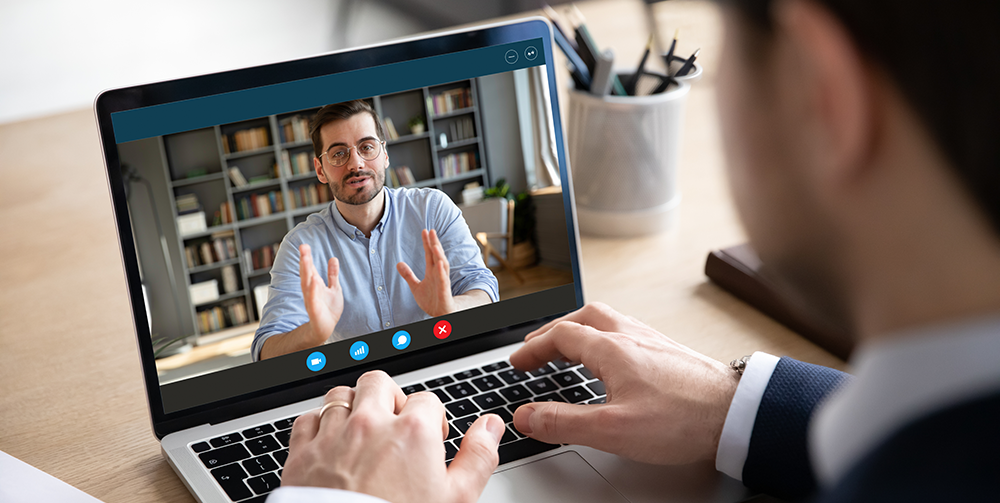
[392,330,411,350]
[350,341,370,361]
[306,351,326,372]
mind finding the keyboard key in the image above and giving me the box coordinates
[209,433,243,448]
[444,382,477,400]
[552,371,583,387]
[482,407,514,423]
[242,455,279,477]
[559,386,595,404]
[191,441,211,453]
[402,383,426,395]
[525,377,558,395]
[273,449,288,466]
[497,438,560,465]
[499,384,531,402]
[430,388,452,403]
[587,380,606,396]
[507,400,530,414]
[497,369,531,384]
[534,392,565,403]
[246,435,281,456]
[211,463,251,501]
[273,417,296,431]
[578,367,596,380]
[424,376,455,389]
[447,424,460,441]
[246,472,281,495]
[481,361,510,373]
[500,426,519,445]
[588,397,607,404]
[200,444,251,469]
[472,392,505,410]
[528,363,556,377]
[470,375,504,392]
[242,424,275,439]
[551,359,575,370]
[453,415,479,434]
[274,429,291,447]
[245,496,270,503]
[444,440,458,461]
[446,399,479,417]
[453,369,482,381]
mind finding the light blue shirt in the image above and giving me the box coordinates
[252,187,498,361]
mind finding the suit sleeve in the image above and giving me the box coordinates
[742,357,851,501]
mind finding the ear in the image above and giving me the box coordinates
[774,0,875,184]
[314,156,328,184]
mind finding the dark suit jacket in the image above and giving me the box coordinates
[743,357,1000,502]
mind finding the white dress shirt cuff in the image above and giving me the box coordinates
[267,486,391,503]
[715,351,780,481]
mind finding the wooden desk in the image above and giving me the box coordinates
[0,2,845,501]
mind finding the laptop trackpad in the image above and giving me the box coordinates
[480,451,629,503]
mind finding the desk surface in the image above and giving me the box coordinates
[0,2,845,501]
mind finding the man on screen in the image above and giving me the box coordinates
[252,100,497,361]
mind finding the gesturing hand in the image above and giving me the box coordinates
[299,243,344,346]
[282,371,505,503]
[397,229,456,317]
[508,302,740,465]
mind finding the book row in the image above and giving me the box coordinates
[386,166,416,188]
[222,127,271,154]
[439,151,479,178]
[288,183,332,210]
[245,242,281,271]
[184,233,237,268]
[428,87,473,116]
[236,191,285,221]
[278,115,311,144]
[197,300,249,334]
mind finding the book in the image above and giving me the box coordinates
[223,126,271,153]
[383,117,400,141]
[429,87,473,116]
[221,265,239,293]
[278,114,311,144]
[228,167,248,187]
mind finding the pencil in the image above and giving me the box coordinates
[663,29,679,74]
[674,48,701,77]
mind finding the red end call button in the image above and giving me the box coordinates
[433,320,452,339]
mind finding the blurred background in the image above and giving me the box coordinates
[0,0,615,125]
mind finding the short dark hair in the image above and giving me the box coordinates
[722,0,1000,236]
[310,99,385,158]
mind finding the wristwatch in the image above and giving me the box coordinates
[730,354,752,375]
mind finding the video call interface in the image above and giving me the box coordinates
[114,39,580,413]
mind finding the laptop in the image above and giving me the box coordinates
[95,18,749,503]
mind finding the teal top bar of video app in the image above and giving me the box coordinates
[111,39,546,144]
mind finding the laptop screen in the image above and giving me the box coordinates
[102,22,581,419]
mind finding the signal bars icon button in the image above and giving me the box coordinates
[350,341,370,361]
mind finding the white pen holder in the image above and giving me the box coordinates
[566,71,693,237]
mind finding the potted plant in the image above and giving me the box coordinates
[484,178,537,268]
[408,116,425,135]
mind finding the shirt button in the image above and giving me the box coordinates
[377,286,383,291]
[385,322,390,327]
[370,248,375,254]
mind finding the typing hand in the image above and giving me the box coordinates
[397,229,456,317]
[508,302,739,465]
[282,371,504,503]
[299,244,344,346]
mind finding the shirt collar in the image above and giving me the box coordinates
[328,187,392,240]
[810,314,1000,486]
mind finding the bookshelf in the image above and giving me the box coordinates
[155,79,490,343]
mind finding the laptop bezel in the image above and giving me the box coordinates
[94,17,584,439]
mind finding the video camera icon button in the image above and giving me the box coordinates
[306,351,326,372]
[350,341,370,361]
[434,320,452,339]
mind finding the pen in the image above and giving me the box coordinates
[663,29,679,74]
[590,49,616,96]
[626,35,654,96]
[570,5,627,96]
[674,48,701,77]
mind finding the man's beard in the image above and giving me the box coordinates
[330,164,386,205]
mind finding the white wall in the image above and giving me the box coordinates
[0,0,421,124]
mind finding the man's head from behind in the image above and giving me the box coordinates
[716,0,1000,338]
[310,100,389,205]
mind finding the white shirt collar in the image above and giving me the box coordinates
[810,315,1000,486]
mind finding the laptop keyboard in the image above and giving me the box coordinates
[190,359,606,502]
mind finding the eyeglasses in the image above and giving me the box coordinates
[320,139,385,168]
